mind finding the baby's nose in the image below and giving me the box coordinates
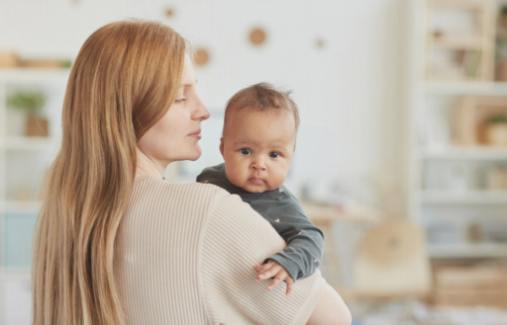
[251,157,267,170]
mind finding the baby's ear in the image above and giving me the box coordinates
[219,138,224,156]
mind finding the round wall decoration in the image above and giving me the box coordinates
[248,27,268,47]
[193,47,210,67]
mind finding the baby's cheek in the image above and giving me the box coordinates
[232,166,249,186]
[267,176,284,190]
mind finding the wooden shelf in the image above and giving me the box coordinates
[429,243,507,258]
[0,137,55,151]
[420,190,507,204]
[428,0,487,11]
[0,68,69,83]
[424,81,507,96]
[0,267,31,280]
[431,36,484,50]
[0,201,41,213]
[421,146,507,160]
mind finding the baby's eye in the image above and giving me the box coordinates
[269,151,282,158]
[239,148,252,156]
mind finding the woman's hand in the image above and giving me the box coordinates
[255,261,294,295]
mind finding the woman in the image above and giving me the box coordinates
[32,20,351,325]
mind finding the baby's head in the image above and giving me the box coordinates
[220,83,300,193]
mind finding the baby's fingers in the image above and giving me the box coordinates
[285,278,294,296]
[267,274,285,291]
[256,263,282,281]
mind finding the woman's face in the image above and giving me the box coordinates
[138,55,209,169]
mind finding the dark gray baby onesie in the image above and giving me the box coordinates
[197,163,324,281]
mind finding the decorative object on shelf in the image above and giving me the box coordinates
[193,47,210,67]
[0,51,20,68]
[447,161,471,191]
[0,51,71,69]
[4,213,38,267]
[433,262,507,308]
[495,6,507,81]
[467,222,484,242]
[485,114,507,146]
[483,219,507,242]
[248,26,268,47]
[453,96,507,146]
[425,0,495,81]
[19,58,72,69]
[7,90,48,137]
[485,166,507,189]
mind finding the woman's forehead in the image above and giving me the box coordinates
[181,54,196,86]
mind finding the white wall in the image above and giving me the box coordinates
[0,0,407,215]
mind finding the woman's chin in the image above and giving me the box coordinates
[187,148,202,161]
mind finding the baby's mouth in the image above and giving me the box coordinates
[247,177,265,186]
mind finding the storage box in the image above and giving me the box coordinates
[433,263,507,308]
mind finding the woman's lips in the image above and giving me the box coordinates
[188,129,201,139]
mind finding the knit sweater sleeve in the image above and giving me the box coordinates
[200,188,325,325]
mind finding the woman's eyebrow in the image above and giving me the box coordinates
[180,79,198,88]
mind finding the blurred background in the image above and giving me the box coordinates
[1,0,507,324]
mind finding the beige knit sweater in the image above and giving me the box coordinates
[115,177,324,324]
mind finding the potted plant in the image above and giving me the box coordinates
[7,90,48,137]
[485,114,507,146]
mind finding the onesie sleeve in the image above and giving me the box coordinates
[200,189,325,325]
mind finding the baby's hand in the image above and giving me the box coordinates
[255,260,294,295]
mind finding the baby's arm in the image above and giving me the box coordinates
[252,188,325,289]
[255,260,295,294]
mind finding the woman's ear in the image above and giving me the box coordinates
[219,138,224,156]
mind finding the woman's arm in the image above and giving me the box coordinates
[201,188,351,324]
[307,283,352,325]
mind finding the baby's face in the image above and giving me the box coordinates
[221,107,296,193]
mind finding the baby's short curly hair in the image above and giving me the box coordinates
[223,82,300,134]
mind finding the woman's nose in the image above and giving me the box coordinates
[193,96,210,121]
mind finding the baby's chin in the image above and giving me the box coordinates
[239,182,280,193]
[242,186,267,193]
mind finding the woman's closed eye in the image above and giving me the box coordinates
[175,97,187,103]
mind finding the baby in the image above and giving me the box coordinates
[197,83,324,295]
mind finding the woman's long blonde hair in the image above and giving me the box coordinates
[32,20,185,325]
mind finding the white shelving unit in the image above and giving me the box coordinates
[0,68,69,324]
[421,146,507,159]
[428,242,507,258]
[408,0,507,260]
[426,80,507,95]
[420,189,507,204]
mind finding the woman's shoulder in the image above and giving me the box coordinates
[135,176,227,193]
[131,177,233,212]
[128,176,269,235]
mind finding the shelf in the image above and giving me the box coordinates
[0,137,56,151]
[0,68,69,83]
[421,146,507,160]
[428,0,486,11]
[431,37,483,50]
[420,190,507,204]
[0,267,31,281]
[428,243,507,258]
[0,201,42,213]
[424,81,507,96]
